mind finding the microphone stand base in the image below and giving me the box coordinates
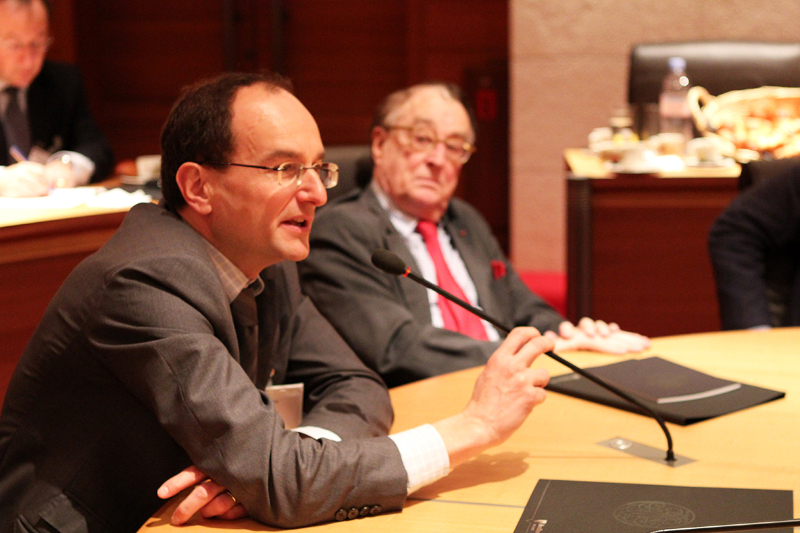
[598,436,695,467]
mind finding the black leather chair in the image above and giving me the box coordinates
[629,41,800,105]
[323,144,373,203]
[628,41,800,134]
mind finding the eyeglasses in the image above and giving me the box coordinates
[204,161,339,189]
[385,124,476,164]
[0,37,53,56]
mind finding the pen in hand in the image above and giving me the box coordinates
[9,145,27,163]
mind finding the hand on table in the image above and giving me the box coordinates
[157,465,247,525]
[44,158,77,188]
[0,161,49,197]
[433,327,552,467]
[0,159,79,197]
[548,317,650,354]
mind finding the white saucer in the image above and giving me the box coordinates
[606,161,662,174]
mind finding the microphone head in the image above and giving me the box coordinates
[371,249,407,276]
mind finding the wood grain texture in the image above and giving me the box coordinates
[140,328,800,532]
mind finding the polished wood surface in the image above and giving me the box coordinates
[140,328,800,533]
[563,148,741,179]
[0,203,130,409]
[566,149,741,337]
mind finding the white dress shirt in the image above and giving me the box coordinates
[372,181,500,341]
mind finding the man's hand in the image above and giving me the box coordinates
[44,159,76,188]
[548,318,650,354]
[0,162,49,197]
[433,327,552,468]
[157,466,247,525]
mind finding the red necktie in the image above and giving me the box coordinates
[416,220,489,340]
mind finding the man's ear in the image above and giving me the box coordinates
[370,126,388,163]
[176,162,213,215]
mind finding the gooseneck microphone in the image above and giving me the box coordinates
[371,248,676,463]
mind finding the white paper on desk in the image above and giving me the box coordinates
[85,188,151,208]
[0,187,151,210]
[0,187,104,209]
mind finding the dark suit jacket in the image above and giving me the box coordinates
[708,165,800,329]
[298,187,565,387]
[1,61,113,182]
[0,203,407,533]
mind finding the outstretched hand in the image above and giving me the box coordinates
[157,466,247,525]
[549,317,650,354]
[433,327,552,467]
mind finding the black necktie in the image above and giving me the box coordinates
[4,87,31,157]
[230,285,259,378]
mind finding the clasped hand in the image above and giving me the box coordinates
[157,466,246,525]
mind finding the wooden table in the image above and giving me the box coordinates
[0,200,130,408]
[565,148,741,338]
[140,328,800,533]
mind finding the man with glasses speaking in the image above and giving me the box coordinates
[299,82,650,388]
[0,72,555,531]
[0,0,113,197]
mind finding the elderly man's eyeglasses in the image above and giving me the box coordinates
[0,38,53,55]
[385,124,476,164]
[205,161,339,189]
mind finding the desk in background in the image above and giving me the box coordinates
[0,203,130,409]
[140,328,799,533]
[566,148,741,337]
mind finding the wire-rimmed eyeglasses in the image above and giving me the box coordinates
[204,161,339,189]
[384,124,476,164]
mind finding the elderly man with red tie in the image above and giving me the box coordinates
[299,82,650,387]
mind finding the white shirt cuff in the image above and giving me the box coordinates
[292,426,342,442]
[389,424,450,494]
[48,151,95,186]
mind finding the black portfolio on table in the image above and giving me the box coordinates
[545,356,785,425]
[513,479,794,533]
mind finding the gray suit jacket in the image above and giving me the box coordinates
[0,203,407,533]
[298,187,564,387]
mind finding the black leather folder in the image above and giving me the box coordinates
[545,356,785,425]
[514,479,794,533]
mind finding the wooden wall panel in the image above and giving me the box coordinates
[74,1,230,160]
[278,0,408,145]
[405,0,509,249]
[48,0,77,63]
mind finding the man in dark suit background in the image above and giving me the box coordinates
[708,161,800,329]
[299,82,650,388]
[0,0,113,197]
[0,72,554,531]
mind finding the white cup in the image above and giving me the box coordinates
[618,144,657,170]
[649,133,687,156]
[686,137,723,163]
